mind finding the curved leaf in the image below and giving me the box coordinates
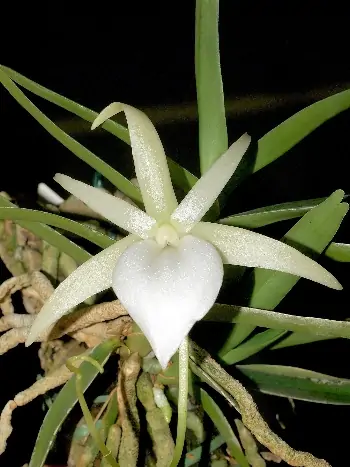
[205,304,350,340]
[0,207,114,249]
[219,197,327,228]
[195,0,227,174]
[221,329,288,365]
[185,435,224,466]
[0,68,142,204]
[247,191,347,310]
[0,65,198,193]
[254,88,350,173]
[237,364,350,404]
[200,388,249,467]
[0,195,90,264]
[271,332,336,350]
[28,338,119,467]
[325,242,350,262]
[220,190,348,360]
[234,194,348,358]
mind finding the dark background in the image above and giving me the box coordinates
[1,3,350,466]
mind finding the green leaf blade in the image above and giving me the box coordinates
[29,338,119,467]
[247,191,347,310]
[219,191,348,362]
[237,364,350,405]
[219,197,327,228]
[0,207,114,249]
[325,242,350,262]
[0,67,142,204]
[271,332,335,350]
[0,196,90,264]
[200,388,249,467]
[205,304,350,340]
[221,329,288,365]
[0,65,198,194]
[195,0,228,174]
[254,89,350,173]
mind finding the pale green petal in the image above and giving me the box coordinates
[55,174,156,238]
[192,222,342,290]
[171,134,251,232]
[92,102,178,222]
[26,235,139,345]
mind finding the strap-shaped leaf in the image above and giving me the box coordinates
[219,190,348,360]
[195,0,227,174]
[0,207,114,249]
[205,304,350,339]
[0,68,143,204]
[254,88,350,173]
[0,195,90,264]
[29,338,119,467]
[200,388,249,467]
[237,364,350,404]
[0,65,198,194]
[219,196,327,228]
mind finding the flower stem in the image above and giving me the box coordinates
[170,337,189,467]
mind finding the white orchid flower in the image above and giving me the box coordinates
[25,103,341,368]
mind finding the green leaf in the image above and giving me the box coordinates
[167,157,199,194]
[185,435,225,467]
[271,332,336,350]
[0,67,143,204]
[254,88,350,173]
[0,65,198,194]
[247,190,347,309]
[237,364,350,405]
[0,207,114,249]
[0,65,130,143]
[205,304,350,340]
[200,388,249,467]
[325,242,350,262]
[217,324,256,358]
[219,196,327,228]
[29,338,119,467]
[195,0,228,174]
[221,329,288,365]
[220,190,348,361]
[189,359,239,412]
[0,196,90,264]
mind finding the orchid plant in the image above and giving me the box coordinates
[26,102,341,369]
[1,1,350,466]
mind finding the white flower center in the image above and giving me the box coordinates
[155,223,180,248]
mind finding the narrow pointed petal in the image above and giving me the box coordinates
[26,235,139,345]
[92,102,178,222]
[171,134,251,232]
[55,174,156,238]
[112,235,223,368]
[192,222,342,290]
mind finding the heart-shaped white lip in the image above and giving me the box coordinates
[112,234,224,368]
